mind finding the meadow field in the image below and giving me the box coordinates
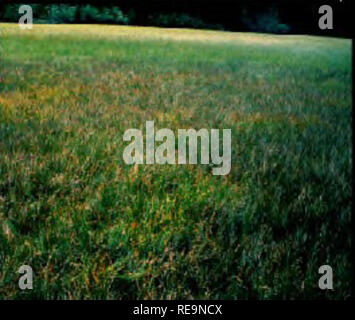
[0,23,352,299]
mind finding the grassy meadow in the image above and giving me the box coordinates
[0,23,352,299]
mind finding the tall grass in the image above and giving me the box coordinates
[0,24,352,299]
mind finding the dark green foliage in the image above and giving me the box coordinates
[1,4,131,25]
[78,5,130,24]
[242,8,290,34]
[48,5,77,24]
[1,4,19,22]
[149,13,223,30]
[0,1,351,37]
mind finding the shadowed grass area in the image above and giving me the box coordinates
[0,23,352,299]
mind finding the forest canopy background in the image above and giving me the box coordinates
[0,0,352,37]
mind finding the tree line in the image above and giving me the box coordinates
[1,1,351,37]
